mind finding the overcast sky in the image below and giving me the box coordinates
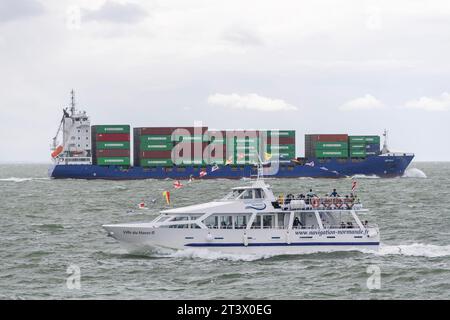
[1,0,450,162]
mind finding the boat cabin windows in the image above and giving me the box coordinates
[204,215,219,229]
[235,215,248,229]
[202,214,250,229]
[251,215,262,229]
[220,216,233,229]
[251,214,276,229]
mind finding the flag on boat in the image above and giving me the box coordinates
[138,201,146,209]
[305,161,315,167]
[162,191,170,205]
[264,152,272,161]
[199,170,207,178]
[351,180,357,192]
[173,180,183,189]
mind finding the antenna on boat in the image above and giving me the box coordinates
[256,153,265,180]
[70,89,76,116]
[381,129,390,154]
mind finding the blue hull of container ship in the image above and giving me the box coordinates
[49,154,414,180]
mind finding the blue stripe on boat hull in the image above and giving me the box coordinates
[185,242,380,247]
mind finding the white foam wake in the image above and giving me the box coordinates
[0,177,49,182]
[402,168,427,178]
[350,174,380,179]
[166,248,275,261]
[374,243,450,258]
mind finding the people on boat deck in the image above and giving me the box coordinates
[330,189,340,197]
[293,217,303,228]
[306,189,316,198]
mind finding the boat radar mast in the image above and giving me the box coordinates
[381,129,390,154]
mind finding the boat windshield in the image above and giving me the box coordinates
[222,189,245,200]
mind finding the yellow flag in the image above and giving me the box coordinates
[264,152,272,161]
[162,191,170,205]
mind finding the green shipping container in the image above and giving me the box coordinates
[315,142,348,149]
[268,152,295,159]
[140,142,173,151]
[140,135,172,143]
[209,137,225,144]
[97,157,130,165]
[172,135,206,142]
[94,125,130,134]
[350,143,366,149]
[266,144,295,152]
[364,136,380,144]
[266,130,295,138]
[350,149,366,157]
[96,141,130,149]
[140,159,173,167]
[349,136,380,144]
[315,150,348,158]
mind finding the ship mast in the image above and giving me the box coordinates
[381,129,390,154]
[70,89,76,116]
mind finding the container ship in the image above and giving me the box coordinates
[49,92,414,180]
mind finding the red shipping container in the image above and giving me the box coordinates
[95,133,130,142]
[267,137,296,144]
[225,130,259,139]
[97,149,130,157]
[139,127,208,135]
[140,150,173,158]
[173,142,209,158]
[309,134,348,142]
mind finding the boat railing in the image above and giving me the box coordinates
[279,196,362,211]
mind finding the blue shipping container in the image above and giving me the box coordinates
[366,143,380,152]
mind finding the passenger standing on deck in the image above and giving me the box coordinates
[330,189,340,197]
[306,189,315,204]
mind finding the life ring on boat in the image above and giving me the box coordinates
[311,197,320,208]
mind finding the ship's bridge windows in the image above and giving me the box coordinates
[254,188,265,199]
[241,189,253,199]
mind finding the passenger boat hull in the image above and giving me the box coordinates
[103,224,380,255]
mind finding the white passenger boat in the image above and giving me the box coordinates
[103,173,380,255]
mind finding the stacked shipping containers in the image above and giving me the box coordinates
[225,130,260,165]
[92,125,131,165]
[134,127,208,167]
[349,136,380,157]
[260,130,296,160]
[205,130,228,165]
[305,134,349,158]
